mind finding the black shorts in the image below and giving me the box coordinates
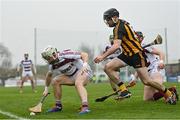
[118,51,148,68]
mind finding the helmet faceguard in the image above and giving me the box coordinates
[135,31,144,43]
[41,46,58,63]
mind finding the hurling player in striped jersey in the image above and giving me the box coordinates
[18,53,36,93]
[41,46,93,114]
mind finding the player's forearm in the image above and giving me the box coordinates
[159,51,165,62]
[152,48,165,62]
[81,52,88,63]
[102,44,119,59]
[45,72,52,87]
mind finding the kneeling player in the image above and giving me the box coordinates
[129,31,178,101]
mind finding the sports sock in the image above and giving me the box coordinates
[163,88,172,98]
[153,87,176,101]
[118,82,127,91]
[55,100,62,106]
[82,101,88,107]
[153,92,164,100]
[168,86,176,93]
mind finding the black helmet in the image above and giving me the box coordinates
[103,8,119,21]
[136,31,144,38]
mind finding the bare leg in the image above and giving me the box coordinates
[104,58,126,85]
[136,67,175,103]
[28,76,36,92]
[109,80,118,92]
[144,72,163,101]
[104,58,131,99]
[74,70,90,114]
[52,75,74,101]
[75,71,89,104]
[136,67,165,92]
[47,75,74,112]
[19,77,26,93]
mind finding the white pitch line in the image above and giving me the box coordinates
[0,109,28,120]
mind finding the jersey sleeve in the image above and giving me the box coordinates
[30,60,33,64]
[113,28,124,40]
[104,45,111,53]
[142,43,153,53]
[48,65,53,72]
[60,50,81,59]
[113,20,127,40]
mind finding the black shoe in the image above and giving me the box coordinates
[115,90,131,100]
[171,86,179,101]
[166,92,177,105]
[47,103,62,113]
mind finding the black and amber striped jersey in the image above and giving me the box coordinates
[113,19,143,56]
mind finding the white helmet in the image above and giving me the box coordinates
[41,45,57,62]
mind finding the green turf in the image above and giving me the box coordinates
[0,82,179,119]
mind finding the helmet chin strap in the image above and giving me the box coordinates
[112,17,118,24]
[104,20,110,27]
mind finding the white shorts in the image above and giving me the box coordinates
[22,71,33,77]
[147,62,165,76]
[54,65,93,81]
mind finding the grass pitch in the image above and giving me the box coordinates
[0,82,179,119]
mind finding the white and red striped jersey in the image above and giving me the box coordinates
[104,44,122,60]
[49,49,84,76]
[20,59,33,72]
[142,43,165,75]
[142,43,159,65]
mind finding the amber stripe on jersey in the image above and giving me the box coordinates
[124,24,143,53]
[113,20,143,56]
[138,52,145,67]
[124,24,143,51]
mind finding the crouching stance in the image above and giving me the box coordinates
[41,46,93,114]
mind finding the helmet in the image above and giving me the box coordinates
[135,31,144,42]
[41,46,57,62]
[136,31,143,38]
[103,8,119,21]
[103,8,119,27]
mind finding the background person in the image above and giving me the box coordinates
[17,53,36,93]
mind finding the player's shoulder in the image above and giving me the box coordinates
[115,19,129,32]
[60,49,80,56]
[60,49,73,55]
[120,19,130,25]
[105,44,111,51]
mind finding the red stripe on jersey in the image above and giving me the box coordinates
[52,59,75,70]
[60,51,80,56]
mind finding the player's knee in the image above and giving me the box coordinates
[75,81,83,88]
[143,97,153,101]
[104,64,111,73]
[143,80,151,86]
[52,80,58,86]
